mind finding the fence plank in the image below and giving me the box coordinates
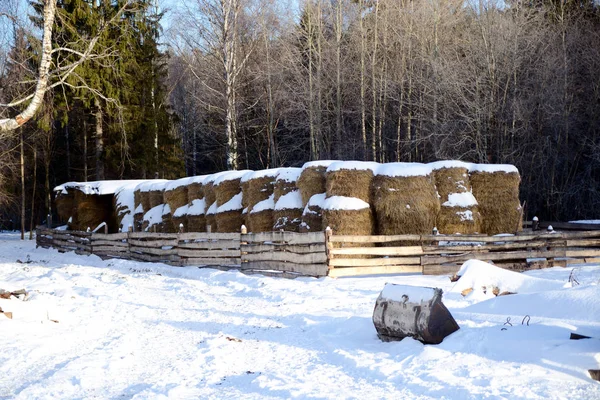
[130,246,178,256]
[179,232,240,241]
[241,260,328,277]
[328,257,421,267]
[422,240,566,253]
[243,231,325,245]
[330,246,424,256]
[92,240,128,247]
[178,249,240,258]
[129,232,179,240]
[421,249,567,265]
[92,245,129,253]
[92,232,128,240]
[181,257,241,266]
[329,265,422,277]
[565,249,600,258]
[129,239,178,248]
[241,243,327,255]
[242,251,327,264]
[330,234,422,243]
[178,240,241,250]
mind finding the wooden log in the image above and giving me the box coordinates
[422,240,566,254]
[177,249,240,258]
[565,239,600,247]
[330,246,424,256]
[181,257,241,266]
[129,232,179,240]
[92,232,128,240]
[241,260,328,277]
[330,234,422,244]
[177,240,241,250]
[178,232,240,241]
[242,231,325,245]
[422,264,462,276]
[242,251,327,264]
[52,233,91,243]
[129,239,178,248]
[241,243,327,255]
[328,265,422,277]
[52,240,92,252]
[91,245,129,253]
[129,253,179,263]
[565,249,600,258]
[328,257,421,267]
[91,240,128,247]
[239,270,309,279]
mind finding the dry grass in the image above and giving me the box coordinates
[187,182,203,202]
[164,186,188,212]
[162,213,176,233]
[300,205,323,232]
[133,212,144,232]
[216,210,244,232]
[297,166,328,206]
[203,183,216,214]
[322,207,375,235]
[242,176,275,211]
[247,210,274,232]
[274,179,298,203]
[372,174,440,235]
[149,190,164,208]
[215,178,243,206]
[326,169,374,203]
[470,170,522,235]
[432,167,480,234]
[187,214,206,232]
[171,215,187,233]
[71,191,118,232]
[55,191,75,223]
[140,192,152,213]
[273,209,303,232]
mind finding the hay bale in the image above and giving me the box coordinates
[114,182,141,232]
[274,168,302,203]
[322,196,375,235]
[202,171,231,213]
[205,201,218,232]
[143,204,165,232]
[215,192,244,232]
[162,204,176,233]
[71,190,117,232]
[187,175,208,202]
[430,161,482,234]
[273,190,304,232]
[297,160,338,206]
[171,204,189,232]
[137,180,167,213]
[247,194,275,232]
[241,169,279,211]
[55,189,75,223]
[325,161,378,203]
[470,164,522,235]
[372,163,440,235]
[148,181,166,208]
[300,193,326,232]
[214,170,251,207]
[164,177,194,212]
[185,199,207,232]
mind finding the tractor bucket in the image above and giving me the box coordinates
[373,284,459,344]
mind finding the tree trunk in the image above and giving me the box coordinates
[20,129,25,240]
[94,97,105,180]
[29,146,37,240]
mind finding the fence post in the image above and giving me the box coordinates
[325,226,333,273]
[207,224,212,233]
[127,225,133,259]
[240,225,247,267]
[532,216,540,231]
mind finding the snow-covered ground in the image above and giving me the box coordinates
[1,233,599,399]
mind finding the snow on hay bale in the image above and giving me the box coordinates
[322,195,375,235]
[137,180,166,213]
[372,163,440,235]
[297,160,338,206]
[273,190,304,232]
[143,204,166,232]
[247,194,275,232]
[187,175,209,202]
[148,181,167,209]
[201,171,230,215]
[164,177,194,213]
[114,181,148,232]
[469,164,522,235]
[300,193,326,232]
[185,198,207,232]
[214,170,252,207]
[215,192,244,232]
[172,204,188,233]
[205,201,218,231]
[274,168,302,203]
[430,161,482,234]
[325,161,379,203]
[241,169,279,212]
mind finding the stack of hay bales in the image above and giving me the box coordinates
[300,193,326,232]
[372,163,440,235]
[187,175,208,203]
[274,168,302,202]
[202,172,230,231]
[242,169,280,232]
[469,164,522,235]
[322,195,375,235]
[186,198,207,232]
[273,190,304,231]
[214,170,252,232]
[325,161,379,203]
[55,187,76,225]
[297,160,338,205]
[114,181,147,232]
[429,161,482,234]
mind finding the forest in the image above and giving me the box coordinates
[0,0,599,235]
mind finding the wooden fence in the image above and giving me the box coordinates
[36,227,600,278]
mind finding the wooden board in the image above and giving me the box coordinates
[92,240,128,247]
[422,240,567,253]
[129,239,178,248]
[330,234,422,243]
[181,257,241,266]
[328,257,421,267]
[242,231,325,245]
[92,245,129,253]
[129,246,178,256]
[178,249,240,258]
[242,251,327,264]
[179,232,240,241]
[241,243,327,255]
[129,232,179,240]
[241,260,328,277]
[92,232,128,240]
[421,249,568,265]
[328,265,422,277]
[330,246,424,256]
[177,240,241,250]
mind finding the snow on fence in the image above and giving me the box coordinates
[36,227,600,278]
